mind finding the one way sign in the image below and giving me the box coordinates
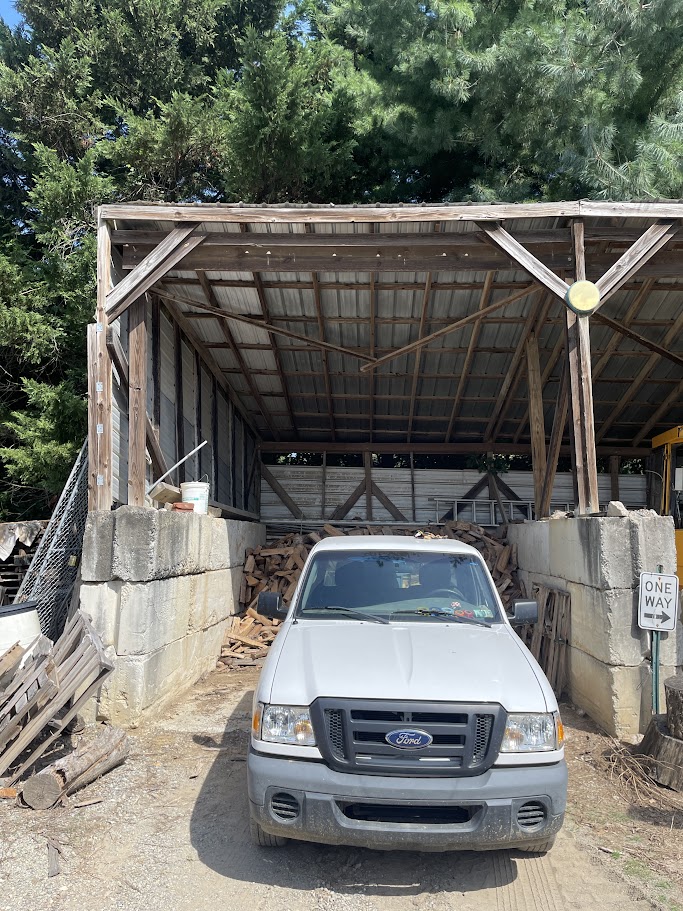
[638,572,679,632]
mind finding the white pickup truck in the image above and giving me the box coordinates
[248,536,566,852]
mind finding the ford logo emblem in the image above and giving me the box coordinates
[385,729,433,750]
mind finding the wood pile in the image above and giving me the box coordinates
[0,521,47,606]
[0,611,114,786]
[220,521,524,668]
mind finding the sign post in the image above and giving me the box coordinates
[638,567,679,715]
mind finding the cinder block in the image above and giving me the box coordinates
[567,582,647,667]
[188,568,239,632]
[507,522,550,577]
[628,511,677,583]
[111,507,158,582]
[548,516,634,590]
[208,518,266,571]
[117,576,193,656]
[98,625,226,726]
[79,581,122,649]
[155,508,212,577]
[81,511,115,582]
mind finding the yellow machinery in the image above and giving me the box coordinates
[651,425,683,582]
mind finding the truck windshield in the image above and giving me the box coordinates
[296,551,502,624]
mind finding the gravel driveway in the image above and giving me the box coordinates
[0,668,655,911]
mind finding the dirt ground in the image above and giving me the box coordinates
[0,667,680,911]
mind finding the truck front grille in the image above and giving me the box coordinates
[312,699,505,778]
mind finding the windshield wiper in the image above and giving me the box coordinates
[391,609,492,628]
[302,605,389,625]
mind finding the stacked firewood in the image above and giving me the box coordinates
[219,521,522,668]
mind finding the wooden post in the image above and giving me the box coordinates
[567,220,600,514]
[174,321,185,485]
[410,452,416,522]
[526,332,547,517]
[127,297,147,506]
[610,455,621,502]
[87,214,113,511]
[364,451,373,521]
[321,451,327,519]
[539,363,569,518]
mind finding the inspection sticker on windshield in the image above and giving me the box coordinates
[638,572,678,632]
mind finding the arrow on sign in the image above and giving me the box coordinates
[644,611,671,624]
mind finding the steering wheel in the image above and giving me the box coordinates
[426,588,464,600]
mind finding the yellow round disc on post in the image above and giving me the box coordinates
[565,280,600,316]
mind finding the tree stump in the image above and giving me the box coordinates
[21,725,129,809]
[665,674,683,741]
[638,718,683,792]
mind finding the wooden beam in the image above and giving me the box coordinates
[592,311,683,369]
[196,272,279,439]
[487,472,508,524]
[106,225,204,320]
[259,439,647,456]
[369,271,377,440]
[151,295,161,433]
[364,451,373,520]
[408,273,433,440]
[526,332,547,515]
[102,202,585,223]
[153,286,376,365]
[410,452,416,522]
[330,478,368,520]
[306,222,337,441]
[371,481,408,522]
[539,363,569,517]
[597,307,683,443]
[445,272,494,441]
[477,222,569,301]
[127,297,147,506]
[483,291,547,441]
[174,321,186,485]
[88,214,113,511]
[359,284,537,373]
[252,270,296,431]
[106,327,168,481]
[632,378,683,446]
[610,456,620,501]
[590,278,655,384]
[566,220,599,514]
[112,225,683,248]
[260,463,304,519]
[594,221,677,307]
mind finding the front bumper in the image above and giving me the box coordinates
[248,748,567,851]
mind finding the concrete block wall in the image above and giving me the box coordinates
[508,510,682,740]
[79,507,265,726]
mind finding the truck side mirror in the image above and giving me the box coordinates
[509,600,538,626]
[257,591,287,619]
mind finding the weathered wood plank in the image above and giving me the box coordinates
[526,332,547,516]
[477,222,569,300]
[260,464,304,520]
[106,225,203,320]
[88,215,113,511]
[593,221,677,306]
[127,297,147,506]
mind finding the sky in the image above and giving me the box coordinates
[0,0,22,28]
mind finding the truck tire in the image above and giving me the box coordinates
[517,838,555,854]
[249,818,288,847]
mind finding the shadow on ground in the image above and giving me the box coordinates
[189,689,518,897]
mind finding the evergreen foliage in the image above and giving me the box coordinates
[1,0,681,517]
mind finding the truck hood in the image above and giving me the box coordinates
[265,620,549,712]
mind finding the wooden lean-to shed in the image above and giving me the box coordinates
[89,201,683,521]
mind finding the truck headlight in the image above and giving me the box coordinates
[256,703,316,746]
[500,712,563,752]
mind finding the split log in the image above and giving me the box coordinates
[21,725,129,810]
[638,717,683,792]
[665,674,683,741]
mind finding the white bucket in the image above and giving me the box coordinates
[0,600,41,655]
[180,480,210,515]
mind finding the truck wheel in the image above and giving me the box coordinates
[249,818,288,847]
[517,838,555,854]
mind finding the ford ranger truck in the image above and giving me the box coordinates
[247,536,566,852]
